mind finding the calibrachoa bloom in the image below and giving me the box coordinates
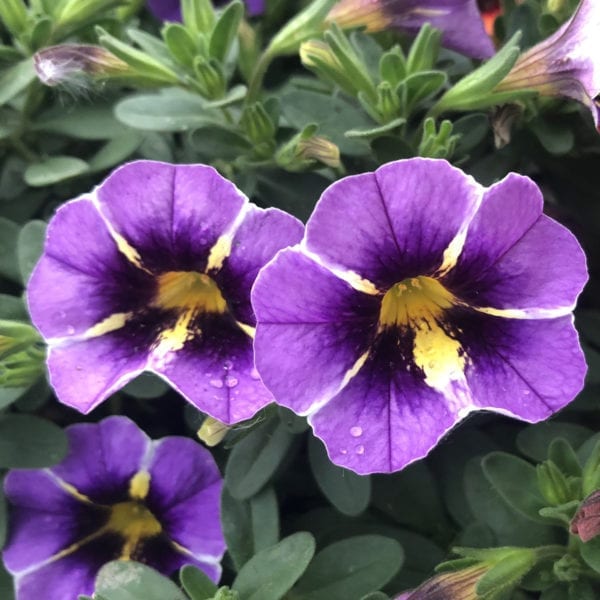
[147,0,265,21]
[3,416,225,600]
[27,161,303,421]
[326,0,495,59]
[252,158,587,474]
[496,0,600,126]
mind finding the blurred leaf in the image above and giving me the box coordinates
[294,535,403,600]
[580,537,600,575]
[516,422,592,462]
[225,418,294,500]
[116,89,219,131]
[482,452,547,523]
[0,294,27,320]
[95,561,187,600]
[0,560,14,600]
[0,58,35,106]
[122,373,170,399]
[209,1,243,63]
[221,486,279,570]
[0,414,68,468]
[308,435,371,517]
[180,565,218,600]
[0,217,21,283]
[24,156,89,186]
[232,532,315,600]
[16,220,46,284]
[32,106,129,140]
[87,135,143,173]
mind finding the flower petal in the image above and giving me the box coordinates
[305,158,482,290]
[13,539,122,600]
[150,313,272,423]
[27,197,154,340]
[46,327,153,414]
[94,161,247,273]
[457,311,586,419]
[3,471,107,574]
[50,417,150,503]
[145,437,225,573]
[309,329,460,474]
[253,248,380,416]
[215,206,304,326]
[444,174,587,317]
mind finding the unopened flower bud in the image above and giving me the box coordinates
[197,417,230,447]
[34,44,130,87]
[571,490,600,542]
[296,136,341,169]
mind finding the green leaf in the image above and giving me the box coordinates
[0,294,27,320]
[308,435,371,516]
[232,532,315,600]
[95,561,187,600]
[0,414,68,468]
[209,1,243,63]
[547,438,581,477]
[345,117,406,139]
[476,548,537,597]
[17,220,46,284]
[33,106,130,140]
[516,422,592,462]
[0,560,14,600]
[116,89,218,131]
[482,452,547,523]
[0,58,35,106]
[580,536,600,574]
[87,135,143,173]
[0,217,21,283]
[294,535,403,600]
[163,23,198,67]
[180,565,218,600]
[122,373,170,399]
[221,486,280,569]
[24,156,89,186]
[224,418,294,500]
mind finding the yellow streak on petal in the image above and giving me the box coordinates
[205,234,233,272]
[57,480,94,504]
[412,317,466,392]
[128,471,151,500]
[474,305,572,319]
[83,312,131,339]
[153,308,196,358]
[408,8,448,17]
[236,321,255,339]
[341,350,370,388]
[435,228,469,278]
[106,501,162,560]
[332,268,380,295]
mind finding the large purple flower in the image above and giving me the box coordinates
[252,158,588,475]
[27,161,303,422]
[326,0,495,59]
[147,0,265,21]
[496,0,600,126]
[3,416,225,600]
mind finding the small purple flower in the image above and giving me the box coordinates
[3,416,225,600]
[496,0,600,126]
[147,0,265,21]
[326,0,495,59]
[252,158,587,475]
[27,161,303,422]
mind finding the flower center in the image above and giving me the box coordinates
[155,271,227,313]
[106,500,163,559]
[379,276,466,392]
[378,276,454,329]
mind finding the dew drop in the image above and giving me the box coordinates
[66,326,75,335]
[355,445,365,455]
[223,360,233,370]
[224,375,238,388]
[340,449,348,455]
[250,367,261,380]
[350,426,362,437]
[209,379,223,389]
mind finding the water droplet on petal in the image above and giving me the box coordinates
[355,445,365,455]
[210,379,223,389]
[350,426,362,437]
[340,449,348,455]
[224,360,233,370]
[224,375,238,388]
[66,326,75,335]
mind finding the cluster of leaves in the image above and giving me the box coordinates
[0,0,600,599]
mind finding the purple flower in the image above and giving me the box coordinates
[326,0,495,59]
[27,161,303,422]
[252,158,587,475]
[147,0,265,21]
[3,416,225,600]
[496,0,600,126]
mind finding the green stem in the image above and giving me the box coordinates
[245,50,274,105]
